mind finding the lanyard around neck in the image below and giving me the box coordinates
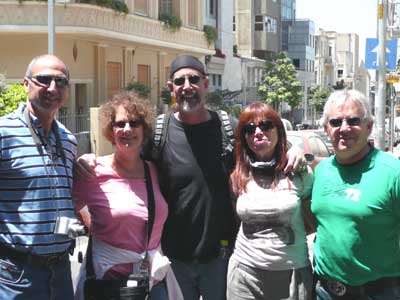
[23,106,66,165]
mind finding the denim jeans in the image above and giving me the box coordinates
[170,256,229,300]
[315,280,400,300]
[148,280,169,300]
[0,255,74,300]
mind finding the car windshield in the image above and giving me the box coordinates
[314,132,332,147]
[286,135,305,151]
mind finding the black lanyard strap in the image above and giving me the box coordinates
[23,106,66,165]
[86,160,156,278]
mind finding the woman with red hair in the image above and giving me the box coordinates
[227,102,314,300]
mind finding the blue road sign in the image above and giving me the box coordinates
[365,38,398,70]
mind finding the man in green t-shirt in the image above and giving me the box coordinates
[312,89,400,300]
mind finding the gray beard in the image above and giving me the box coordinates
[180,96,201,112]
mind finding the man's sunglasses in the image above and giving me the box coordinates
[112,119,143,129]
[173,75,202,86]
[243,120,275,135]
[328,117,362,127]
[28,75,69,88]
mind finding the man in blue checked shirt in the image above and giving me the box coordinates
[0,55,78,300]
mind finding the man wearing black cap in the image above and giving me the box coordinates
[156,55,304,300]
[157,55,236,300]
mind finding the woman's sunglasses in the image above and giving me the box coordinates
[112,119,143,129]
[243,120,275,135]
[28,75,69,88]
[328,117,362,127]
[173,75,202,86]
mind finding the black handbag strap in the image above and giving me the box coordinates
[86,160,156,278]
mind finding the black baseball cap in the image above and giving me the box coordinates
[169,55,206,78]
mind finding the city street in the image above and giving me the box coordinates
[70,236,88,291]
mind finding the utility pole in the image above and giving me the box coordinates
[375,0,387,150]
[304,82,308,123]
[48,0,55,54]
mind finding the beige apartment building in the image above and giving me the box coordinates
[0,0,211,118]
[0,0,213,154]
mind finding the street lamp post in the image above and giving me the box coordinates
[48,0,55,54]
[303,82,308,123]
[375,0,388,150]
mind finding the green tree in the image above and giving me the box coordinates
[0,83,27,116]
[205,89,243,118]
[125,80,151,98]
[332,79,346,90]
[308,86,331,114]
[257,52,303,121]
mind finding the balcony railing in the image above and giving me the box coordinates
[0,2,209,52]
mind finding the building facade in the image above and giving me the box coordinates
[0,0,211,117]
[315,29,359,89]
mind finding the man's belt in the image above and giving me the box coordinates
[0,243,69,267]
[319,276,400,296]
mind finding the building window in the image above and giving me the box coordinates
[255,15,263,31]
[254,15,277,33]
[233,15,235,31]
[188,0,196,27]
[135,0,148,15]
[159,0,172,15]
[165,66,170,84]
[337,69,343,78]
[107,62,121,99]
[265,16,277,33]
[210,73,221,89]
[137,64,151,87]
[293,59,300,70]
[209,0,216,17]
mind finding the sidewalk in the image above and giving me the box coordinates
[70,236,88,291]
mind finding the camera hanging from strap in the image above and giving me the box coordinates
[85,160,156,280]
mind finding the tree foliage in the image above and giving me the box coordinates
[332,79,346,90]
[206,90,242,118]
[308,86,332,113]
[0,83,27,117]
[257,51,303,113]
[125,80,151,98]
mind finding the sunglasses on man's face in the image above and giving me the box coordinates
[112,119,143,129]
[243,120,275,135]
[29,75,69,88]
[173,75,202,86]
[328,117,362,128]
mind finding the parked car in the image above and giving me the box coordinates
[282,118,294,131]
[286,130,331,169]
[369,127,389,150]
[301,129,334,155]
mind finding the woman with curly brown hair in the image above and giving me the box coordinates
[73,91,181,300]
[227,102,314,300]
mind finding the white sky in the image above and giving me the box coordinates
[296,0,378,64]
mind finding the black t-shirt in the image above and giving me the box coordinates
[158,111,236,261]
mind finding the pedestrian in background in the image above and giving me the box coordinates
[0,55,77,299]
[228,102,314,300]
[312,89,400,300]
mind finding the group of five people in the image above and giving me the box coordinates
[0,53,399,300]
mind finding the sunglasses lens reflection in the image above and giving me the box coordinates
[173,75,201,86]
[328,117,361,127]
[113,120,142,128]
[33,75,69,88]
[243,120,274,135]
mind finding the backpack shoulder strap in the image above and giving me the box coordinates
[216,110,235,154]
[152,111,172,160]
